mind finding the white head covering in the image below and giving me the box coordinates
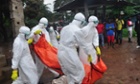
[39,17,48,28]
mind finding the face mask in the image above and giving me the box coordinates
[44,23,48,28]
[39,22,48,28]
[75,19,87,27]
[80,21,87,28]
[24,32,30,40]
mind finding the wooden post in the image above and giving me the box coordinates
[9,0,25,38]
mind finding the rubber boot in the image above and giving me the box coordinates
[119,39,122,45]
[111,42,115,49]
[107,42,110,48]
[115,39,118,44]
[128,38,131,42]
[129,38,132,43]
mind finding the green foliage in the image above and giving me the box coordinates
[122,28,137,37]
[124,6,136,16]
[23,0,53,28]
[106,1,140,19]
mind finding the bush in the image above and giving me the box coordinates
[122,28,137,37]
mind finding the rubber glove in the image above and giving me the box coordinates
[88,54,92,62]
[27,38,33,44]
[34,30,42,35]
[96,46,101,55]
[49,42,52,46]
[56,35,60,39]
[11,69,18,81]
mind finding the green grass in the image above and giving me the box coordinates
[122,28,137,37]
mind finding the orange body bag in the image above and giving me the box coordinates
[82,57,107,84]
[33,34,63,75]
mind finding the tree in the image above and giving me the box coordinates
[23,0,53,28]
[107,0,140,19]
[0,0,11,42]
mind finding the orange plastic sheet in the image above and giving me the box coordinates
[33,34,63,75]
[33,34,107,83]
[82,57,107,84]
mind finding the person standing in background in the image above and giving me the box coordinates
[115,16,124,45]
[135,15,140,48]
[105,18,115,48]
[96,20,105,48]
[127,17,133,43]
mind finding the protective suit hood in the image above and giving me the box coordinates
[19,26,31,39]
[38,17,48,28]
[88,16,99,27]
[72,12,86,28]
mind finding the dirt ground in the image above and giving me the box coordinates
[1,37,140,84]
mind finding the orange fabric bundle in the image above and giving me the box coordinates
[33,34,63,75]
[82,57,107,84]
[82,64,91,84]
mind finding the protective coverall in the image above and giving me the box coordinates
[58,12,89,84]
[75,16,102,83]
[28,17,59,79]
[49,26,59,48]
[11,26,38,84]
[77,16,99,65]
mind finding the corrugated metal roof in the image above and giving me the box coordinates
[55,0,135,11]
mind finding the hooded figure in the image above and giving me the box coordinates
[58,12,90,84]
[49,26,59,48]
[28,17,59,80]
[77,15,101,65]
[75,16,103,84]
[11,26,38,84]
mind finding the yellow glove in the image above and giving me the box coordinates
[88,55,92,62]
[96,47,101,55]
[34,30,42,35]
[11,69,18,81]
[49,42,52,46]
[27,38,33,44]
[56,35,60,39]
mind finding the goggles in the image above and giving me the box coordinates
[24,32,30,36]
[40,22,48,27]
[74,18,87,24]
[93,20,99,24]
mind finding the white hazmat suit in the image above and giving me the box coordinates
[11,26,38,84]
[49,26,59,48]
[76,16,99,65]
[29,17,59,79]
[58,13,89,84]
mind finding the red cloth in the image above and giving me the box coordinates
[96,23,104,34]
[33,34,63,75]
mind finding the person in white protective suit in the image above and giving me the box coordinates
[11,26,38,84]
[76,15,101,66]
[49,26,59,48]
[58,12,91,84]
[28,17,60,82]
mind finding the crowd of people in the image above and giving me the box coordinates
[10,13,140,84]
[96,15,140,49]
